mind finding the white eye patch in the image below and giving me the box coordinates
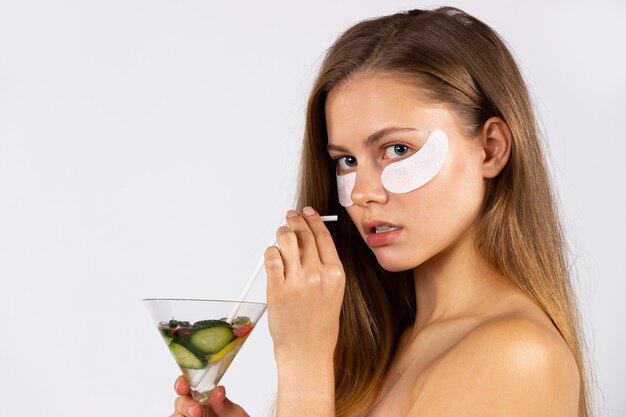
[381,128,449,193]
[337,172,356,207]
[336,129,449,207]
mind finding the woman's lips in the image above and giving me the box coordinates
[366,226,402,247]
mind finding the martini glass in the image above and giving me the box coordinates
[144,298,267,416]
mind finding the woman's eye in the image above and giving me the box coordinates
[337,156,357,172]
[385,144,410,159]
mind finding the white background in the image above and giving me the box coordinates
[0,1,624,416]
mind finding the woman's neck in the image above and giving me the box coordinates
[410,225,510,334]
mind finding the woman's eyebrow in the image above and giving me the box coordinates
[327,127,419,153]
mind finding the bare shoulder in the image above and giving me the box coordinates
[409,315,580,417]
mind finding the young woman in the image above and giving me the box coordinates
[172,7,590,417]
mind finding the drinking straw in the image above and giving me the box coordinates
[226,215,338,323]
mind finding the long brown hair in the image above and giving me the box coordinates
[296,7,590,416]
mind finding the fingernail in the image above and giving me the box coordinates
[189,405,199,417]
[303,206,317,216]
[174,379,181,392]
[286,210,299,218]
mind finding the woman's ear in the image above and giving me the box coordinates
[480,117,512,178]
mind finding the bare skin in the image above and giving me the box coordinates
[171,73,580,417]
[352,263,580,417]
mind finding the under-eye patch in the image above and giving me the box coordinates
[337,172,356,207]
[336,129,449,207]
[380,128,448,193]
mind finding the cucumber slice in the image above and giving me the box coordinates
[169,339,207,370]
[190,326,235,354]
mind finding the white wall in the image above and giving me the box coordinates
[0,1,623,416]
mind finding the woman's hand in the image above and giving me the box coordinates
[265,206,345,362]
[172,376,249,417]
[265,206,345,416]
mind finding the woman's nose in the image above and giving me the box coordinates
[351,165,388,206]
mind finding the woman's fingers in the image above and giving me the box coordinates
[301,206,341,265]
[172,376,202,417]
[174,395,203,417]
[267,208,341,291]
[171,385,249,417]
[275,224,301,278]
[284,210,321,267]
[265,245,285,304]
[174,376,190,395]
[210,386,250,417]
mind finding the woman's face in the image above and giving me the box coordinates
[325,73,486,272]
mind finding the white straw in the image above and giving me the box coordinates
[226,215,338,323]
[228,235,277,319]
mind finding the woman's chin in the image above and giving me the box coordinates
[373,253,419,273]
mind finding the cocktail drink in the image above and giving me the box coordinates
[144,299,267,414]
